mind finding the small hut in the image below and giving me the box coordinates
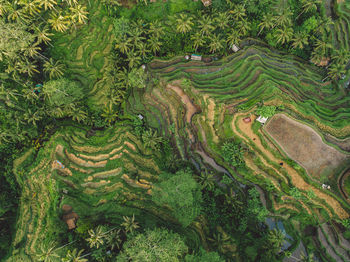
[191,54,202,61]
[256,116,268,124]
[201,0,211,7]
[231,44,240,53]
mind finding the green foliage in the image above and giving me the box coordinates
[185,248,225,262]
[290,187,302,199]
[341,219,350,229]
[128,67,147,89]
[152,169,202,227]
[255,105,276,118]
[117,228,188,262]
[221,141,245,167]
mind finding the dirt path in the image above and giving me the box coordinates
[231,113,349,219]
[203,95,219,144]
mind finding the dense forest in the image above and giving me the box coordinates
[1,0,350,261]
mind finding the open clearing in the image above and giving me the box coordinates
[265,114,349,179]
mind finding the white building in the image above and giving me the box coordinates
[256,116,268,124]
[231,44,240,53]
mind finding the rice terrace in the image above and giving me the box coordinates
[1,0,350,261]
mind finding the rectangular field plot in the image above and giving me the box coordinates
[265,114,350,180]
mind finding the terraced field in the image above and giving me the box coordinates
[51,0,115,108]
[126,45,350,259]
[9,124,206,260]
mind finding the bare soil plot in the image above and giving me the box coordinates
[265,114,349,178]
[265,114,349,179]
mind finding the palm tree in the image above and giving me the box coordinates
[86,226,105,249]
[70,106,87,123]
[18,59,39,77]
[328,63,346,81]
[310,50,324,65]
[225,188,243,213]
[229,4,246,21]
[63,0,79,7]
[197,170,216,190]
[226,30,241,47]
[148,20,164,38]
[175,13,194,34]
[35,0,57,10]
[209,34,224,53]
[208,231,231,253]
[275,27,293,45]
[7,3,26,23]
[121,214,140,233]
[314,39,332,56]
[48,12,70,32]
[61,249,88,262]
[265,228,285,253]
[22,0,40,16]
[292,32,308,49]
[115,36,131,54]
[236,19,251,36]
[69,4,88,25]
[101,104,118,125]
[0,0,10,17]
[34,26,54,45]
[215,12,230,30]
[258,14,275,35]
[126,51,141,68]
[147,37,162,55]
[315,16,333,35]
[332,49,350,65]
[129,27,145,46]
[191,32,205,51]
[198,14,214,36]
[35,242,60,262]
[297,0,321,19]
[136,41,150,58]
[24,43,41,58]
[142,129,162,150]
[23,108,42,126]
[105,229,122,251]
[274,10,292,28]
[43,58,65,79]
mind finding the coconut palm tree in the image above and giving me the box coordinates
[22,0,40,16]
[265,228,285,253]
[105,229,122,251]
[34,26,54,45]
[328,63,346,81]
[229,4,246,21]
[208,34,224,53]
[61,249,88,262]
[191,32,205,51]
[142,128,162,150]
[215,12,230,30]
[24,43,41,58]
[148,20,164,38]
[48,12,70,32]
[43,58,65,79]
[208,231,231,253]
[147,36,162,55]
[258,14,275,35]
[7,2,26,23]
[35,0,57,10]
[292,32,308,49]
[63,0,79,7]
[311,50,324,65]
[129,27,145,46]
[69,4,88,25]
[101,104,118,125]
[0,0,10,17]
[275,27,293,45]
[236,19,251,36]
[175,13,194,34]
[136,41,150,59]
[121,214,140,233]
[23,108,42,126]
[70,106,87,123]
[115,36,131,54]
[197,170,216,190]
[332,49,350,65]
[314,39,332,56]
[315,16,333,35]
[226,30,241,48]
[126,51,141,68]
[274,10,292,28]
[35,242,60,262]
[18,59,39,77]
[198,14,214,36]
[86,226,105,249]
[297,0,321,19]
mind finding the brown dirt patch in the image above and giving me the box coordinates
[204,95,219,144]
[122,174,151,189]
[78,152,110,161]
[167,83,199,123]
[81,180,110,188]
[265,114,349,179]
[91,167,122,179]
[232,112,349,219]
[124,141,136,151]
[65,149,107,168]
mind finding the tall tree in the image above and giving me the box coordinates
[62,249,88,262]
[328,63,346,81]
[191,32,205,52]
[121,214,140,233]
[208,34,224,53]
[198,14,214,36]
[86,226,105,249]
[48,12,70,32]
[142,128,162,150]
[43,58,65,79]
[175,13,194,34]
[258,14,275,35]
[35,242,60,262]
[229,4,246,21]
[35,0,57,11]
[69,4,88,25]
[275,27,293,45]
[292,32,308,49]
[117,228,188,262]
